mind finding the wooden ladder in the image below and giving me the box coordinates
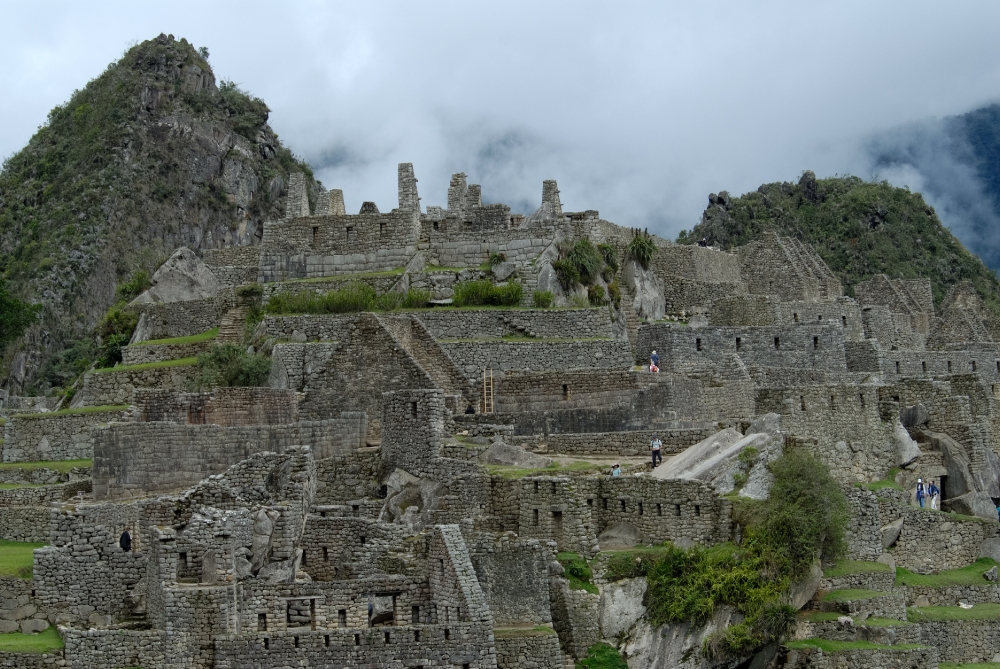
[482,368,495,414]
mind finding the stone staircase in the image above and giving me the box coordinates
[216,306,249,343]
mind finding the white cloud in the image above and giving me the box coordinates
[2,0,1000,239]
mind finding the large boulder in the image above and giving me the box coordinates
[598,522,641,550]
[131,246,220,305]
[622,259,665,321]
[600,577,647,639]
[880,517,904,549]
[900,403,930,428]
[892,420,922,467]
[946,491,999,522]
[379,468,444,531]
[479,440,551,468]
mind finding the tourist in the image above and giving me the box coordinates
[120,527,132,553]
[650,435,663,468]
[915,478,925,508]
[464,404,475,414]
[698,238,708,247]
[611,463,621,477]
[927,479,940,510]
[650,350,660,373]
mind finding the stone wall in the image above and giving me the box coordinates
[77,363,200,407]
[0,506,50,542]
[778,646,937,669]
[469,535,553,627]
[2,408,128,462]
[919,619,1000,663]
[121,337,215,365]
[548,578,600,661]
[0,480,89,508]
[132,387,298,425]
[892,506,997,573]
[132,293,232,342]
[92,418,365,500]
[415,308,614,340]
[495,632,563,669]
[636,324,848,373]
[493,370,641,413]
[61,628,168,669]
[442,340,632,378]
[537,428,715,457]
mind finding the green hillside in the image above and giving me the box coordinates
[0,33,321,394]
[679,171,1000,314]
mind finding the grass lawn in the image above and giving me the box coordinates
[940,664,1000,669]
[91,357,197,374]
[0,459,91,474]
[822,589,887,603]
[785,639,923,652]
[492,625,556,637]
[11,405,127,420]
[578,642,628,669]
[907,603,1000,622]
[132,328,218,346]
[896,558,998,588]
[823,560,893,578]
[0,627,63,653]
[0,540,46,578]
[0,483,44,490]
[485,461,607,479]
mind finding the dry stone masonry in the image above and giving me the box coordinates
[6,163,1000,669]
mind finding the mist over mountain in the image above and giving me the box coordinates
[868,103,1000,272]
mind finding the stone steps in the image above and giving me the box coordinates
[216,306,249,343]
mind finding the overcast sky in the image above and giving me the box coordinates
[2,1,1000,239]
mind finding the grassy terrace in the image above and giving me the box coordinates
[0,459,91,474]
[485,461,608,480]
[896,558,999,587]
[11,405,127,419]
[0,627,63,653]
[823,560,894,578]
[0,540,46,579]
[0,483,44,490]
[440,336,612,343]
[822,589,887,602]
[785,639,923,652]
[92,357,197,374]
[492,626,557,637]
[940,664,1000,669]
[276,268,406,284]
[132,328,218,346]
[556,552,598,594]
[908,603,1000,622]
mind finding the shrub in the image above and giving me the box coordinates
[588,284,607,306]
[626,230,657,270]
[401,288,431,309]
[453,280,522,307]
[236,283,264,299]
[551,258,580,289]
[97,305,138,341]
[598,242,619,272]
[532,290,554,308]
[566,239,604,284]
[96,332,131,369]
[607,281,622,308]
[578,643,628,669]
[115,270,152,302]
[194,344,271,389]
[488,251,507,266]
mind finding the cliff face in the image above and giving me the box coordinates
[0,33,321,394]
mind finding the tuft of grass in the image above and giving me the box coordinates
[896,558,999,588]
[0,627,64,653]
[577,642,628,669]
[626,230,657,270]
[532,290,554,308]
[11,405,127,419]
[557,553,598,595]
[0,539,47,579]
[0,459,91,474]
[907,603,1000,622]
[0,483,45,489]
[132,328,218,346]
[823,560,893,578]
[193,344,271,390]
[453,280,523,307]
[90,357,197,374]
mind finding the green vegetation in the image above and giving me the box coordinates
[193,344,271,390]
[0,34,320,395]
[90,357,197,374]
[785,638,921,652]
[822,589,886,603]
[0,627,64,653]
[532,290,554,308]
[235,283,264,300]
[557,553,598,594]
[598,242,619,279]
[0,459,90,474]
[822,560,892,578]
[607,281,621,308]
[626,449,847,660]
[452,280,522,307]
[603,546,676,581]
[266,283,430,314]
[115,270,152,302]
[553,239,606,289]
[0,539,46,578]
[12,405,126,419]
[587,285,607,306]
[679,172,1000,314]
[489,251,507,266]
[576,643,628,669]
[133,328,218,347]
[940,664,1000,669]
[626,229,657,270]
[0,483,44,490]
[492,625,556,637]
[896,559,999,588]
[907,603,1000,622]
[0,278,41,349]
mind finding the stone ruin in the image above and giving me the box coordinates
[2,164,1000,667]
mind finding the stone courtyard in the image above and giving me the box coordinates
[3,164,1000,668]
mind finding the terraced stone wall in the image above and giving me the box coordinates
[77,363,199,407]
[120,338,214,366]
[132,387,299,425]
[415,308,613,341]
[442,340,633,379]
[494,632,564,669]
[0,506,49,542]
[2,409,127,462]
[493,370,641,413]
[469,535,553,627]
[132,292,233,342]
[892,506,997,573]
